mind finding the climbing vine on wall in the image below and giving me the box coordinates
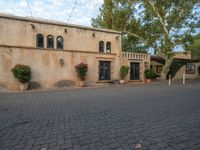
[167,59,200,79]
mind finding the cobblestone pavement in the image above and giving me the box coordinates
[0,85,7,94]
[0,82,200,150]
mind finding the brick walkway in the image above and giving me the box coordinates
[0,82,200,150]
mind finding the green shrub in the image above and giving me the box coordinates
[11,64,31,83]
[144,69,157,79]
[75,63,88,81]
[120,66,129,79]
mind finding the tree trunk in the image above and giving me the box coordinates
[160,58,173,79]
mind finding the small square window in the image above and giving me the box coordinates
[186,63,195,74]
[156,66,162,73]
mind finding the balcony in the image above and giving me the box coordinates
[121,52,150,61]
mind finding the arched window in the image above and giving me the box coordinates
[106,42,111,53]
[47,35,54,48]
[36,34,44,48]
[57,36,63,49]
[99,41,104,53]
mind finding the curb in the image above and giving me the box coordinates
[0,84,134,95]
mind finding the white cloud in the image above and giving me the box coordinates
[18,0,27,7]
[50,0,65,6]
[0,0,103,26]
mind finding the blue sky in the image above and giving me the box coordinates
[0,0,103,26]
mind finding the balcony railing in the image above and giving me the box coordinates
[121,52,149,61]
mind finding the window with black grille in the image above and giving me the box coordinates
[47,35,54,48]
[99,61,111,80]
[99,41,104,53]
[36,34,44,48]
[57,36,63,49]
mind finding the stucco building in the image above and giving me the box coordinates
[0,13,150,90]
[150,52,200,80]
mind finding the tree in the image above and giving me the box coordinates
[92,0,143,52]
[186,33,200,59]
[92,0,133,31]
[92,0,200,78]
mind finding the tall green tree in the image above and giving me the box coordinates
[92,0,133,31]
[91,0,144,52]
[92,0,200,78]
[186,33,200,59]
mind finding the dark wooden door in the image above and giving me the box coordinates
[99,61,111,80]
[130,62,140,80]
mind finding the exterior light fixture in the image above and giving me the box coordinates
[60,58,64,66]
[115,36,120,40]
[31,24,35,29]
[64,29,67,33]
[92,32,95,37]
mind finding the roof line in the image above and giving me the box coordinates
[0,13,121,34]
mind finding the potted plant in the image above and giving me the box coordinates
[119,66,129,84]
[144,69,157,83]
[11,64,31,90]
[75,63,88,87]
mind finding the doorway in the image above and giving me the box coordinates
[130,62,140,80]
[99,61,111,80]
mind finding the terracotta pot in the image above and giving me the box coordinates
[79,80,85,87]
[19,82,29,91]
[145,79,152,83]
[119,80,125,84]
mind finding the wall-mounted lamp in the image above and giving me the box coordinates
[115,36,120,40]
[60,58,64,66]
[31,24,35,29]
[64,28,68,33]
[92,32,95,37]
[9,47,12,52]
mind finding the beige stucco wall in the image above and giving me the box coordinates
[120,53,150,81]
[0,14,151,90]
[0,15,121,53]
[0,47,121,90]
[0,14,122,90]
[173,62,200,80]
[150,61,164,76]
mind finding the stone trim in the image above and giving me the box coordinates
[0,45,117,55]
[96,80,113,83]
[96,57,115,60]
[128,59,143,61]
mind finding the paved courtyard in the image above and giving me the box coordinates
[0,82,200,150]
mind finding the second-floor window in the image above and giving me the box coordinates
[36,34,44,48]
[106,42,111,53]
[57,36,63,49]
[47,35,54,48]
[99,41,104,53]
